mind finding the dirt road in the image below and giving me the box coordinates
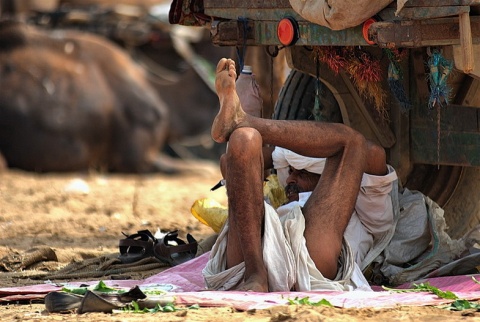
[1,162,479,321]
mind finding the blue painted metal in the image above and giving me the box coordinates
[212,20,369,46]
[205,1,369,46]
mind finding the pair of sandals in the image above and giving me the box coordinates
[45,286,148,313]
[118,229,197,266]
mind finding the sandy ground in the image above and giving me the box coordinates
[1,161,480,321]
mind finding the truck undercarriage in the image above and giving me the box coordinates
[171,0,480,238]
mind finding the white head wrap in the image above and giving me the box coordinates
[271,147,326,187]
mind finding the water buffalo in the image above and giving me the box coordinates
[0,20,173,173]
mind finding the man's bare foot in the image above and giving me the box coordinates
[211,58,247,143]
[238,270,268,292]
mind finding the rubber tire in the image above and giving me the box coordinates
[273,69,480,239]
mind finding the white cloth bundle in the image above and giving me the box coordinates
[203,201,370,291]
[288,0,393,31]
[272,147,326,187]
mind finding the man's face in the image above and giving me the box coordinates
[284,166,321,203]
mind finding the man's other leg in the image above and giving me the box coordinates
[224,127,268,292]
[302,132,373,279]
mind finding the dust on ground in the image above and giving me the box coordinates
[1,161,479,321]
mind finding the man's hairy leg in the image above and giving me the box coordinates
[224,128,268,292]
[303,133,370,279]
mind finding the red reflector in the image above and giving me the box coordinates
[277,17,297,46]
[362,18,377,45]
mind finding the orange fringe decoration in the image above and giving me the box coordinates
[313,47,388,119]
[314,46,347,74]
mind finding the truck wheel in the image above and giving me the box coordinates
[274,69,480,238]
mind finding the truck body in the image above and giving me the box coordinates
[172,0,480,238]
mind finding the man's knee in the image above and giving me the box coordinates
[307,237,342,280]
[228,128,262,156]
[346,129,368,152]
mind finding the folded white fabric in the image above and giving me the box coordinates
[203,201,371,291]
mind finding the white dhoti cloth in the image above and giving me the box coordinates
[203,202,372,291]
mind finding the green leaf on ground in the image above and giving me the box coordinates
[62,280,124,295]
[382,282,457,300]
[447,299,480,311]
[288,296,333,307]
[412,283,458,299]
[382,282,480,311]
[93,280,119,293]
[120,301,200,314]
[62,287,88,295]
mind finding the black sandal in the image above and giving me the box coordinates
[153,230,197,266]
[118,230,156,264]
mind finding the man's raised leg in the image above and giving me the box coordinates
[223,128,268,292]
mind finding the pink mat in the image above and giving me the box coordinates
[2,252,480,310]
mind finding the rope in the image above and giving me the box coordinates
[427,49,453,166]
[313,51,322,121]
[236,17,249,73]
[269,54,274,119]
[428,49,452,109]
[385,48,411,112]
[1,255,169,281]
[45,262,167,281]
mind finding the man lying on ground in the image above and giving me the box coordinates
[203,58,398,292]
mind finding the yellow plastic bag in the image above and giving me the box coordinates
[191,198,228,233]
[263,174,288,209]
